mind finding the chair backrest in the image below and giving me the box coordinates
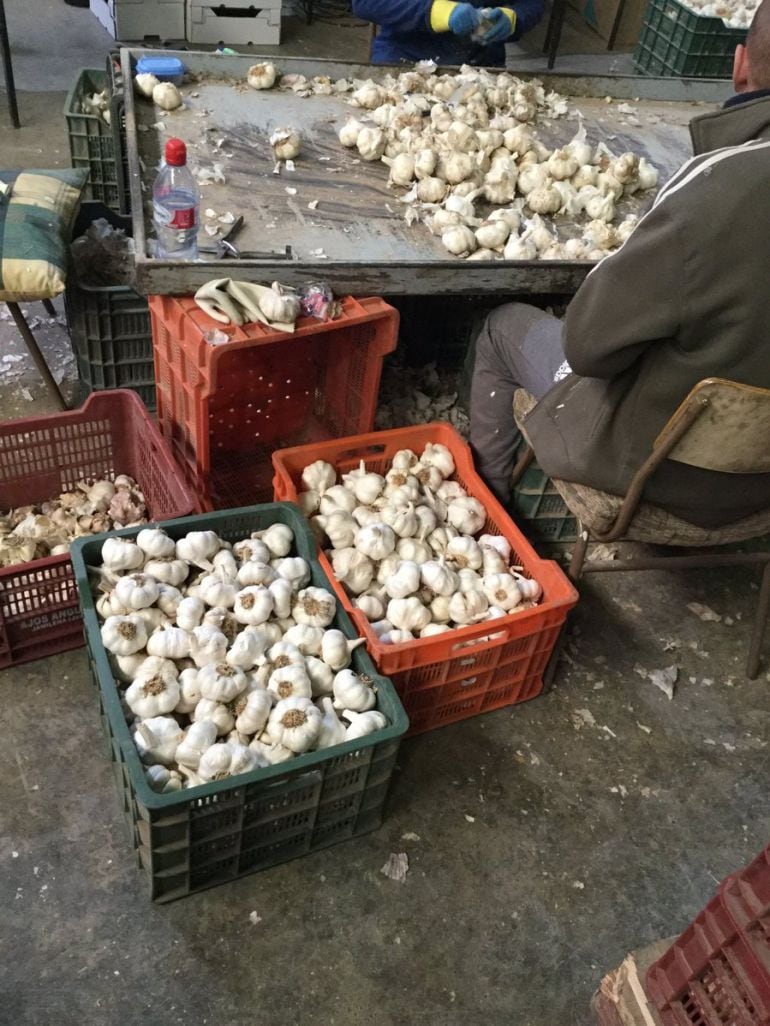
[660,378,770,474]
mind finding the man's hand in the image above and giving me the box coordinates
[448,2,482,33]
[480,6,515,42]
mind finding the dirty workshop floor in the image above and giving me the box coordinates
[1,12,768,1026]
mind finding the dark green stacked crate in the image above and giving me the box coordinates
[634,0,745,77]
[70,503,409,902]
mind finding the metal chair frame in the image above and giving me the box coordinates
[512,379,770,680]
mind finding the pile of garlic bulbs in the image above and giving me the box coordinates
[0,476,147,569]
[677,0,757,28]
[93,524,389,794]
[243,62,658,261]
[297,445,543,645]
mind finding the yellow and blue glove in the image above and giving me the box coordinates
[431,0,481,34]
[479,5,516,42]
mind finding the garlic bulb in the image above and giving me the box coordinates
[281,623,324,656]
[233,538,271,563]
[134,716,184,765]
[417,176,448,203]
[421,559,459,596]
[446,536,483,570]
[101,614,147,656]
[339,117,364,147]
[268,663,313,701]
[384,560,421,600]
[384,152,416,186]
[175,720,218,769]
[343,710,387,741]
[136,528,175,559]
[354,594,385,621]
[233,586,273,626]
[414,148,438,179]
[134,73,159,99]
[319,486,357,516]
[101,537,144,572]
[442,225,477,258]
[255,524,293,558]
[175,667,202,715]
[146,624,190,660]
[547,148,579,181]
[637,157,658,191]
[332,669,376,712]
[351,81,386,109]
[527,183,562,215]
[330,547,374,595]
[355,522,396,561]
[198,742,260,782]
[572,164,598,190]
[297,490,320,515]
[386,596,431,633]
[343,462,385,505]
[582,187,615,223]
[315,510,357,550]
[475,219,510,251]
[517,164,549,196]
[126,668,180,718]
[448,590,489,624]
[503,233,537,261]
[192,698,235,736]
[274,556,311,589]
[397,538,432,564]
[158,582,185,617]
[270,127,302,161]
[153,82,182,111]
[447,497,486,535]
[320,629,365,671]
[304,655,334,696]
[357,126,386,162]
[379,629,414,644]
[293,587,336,628]
[267,697,323,753]
[268,578,293,620]
[189,625,228,668]
[176,531,220,569]
[315,697,348,749]
[226,629,267,670]
[566,123,593,166]
[380,503,419,538]
[198,662,248,703]
[247,62,276,90]
[236,559,277,587]
[481,573,523,610]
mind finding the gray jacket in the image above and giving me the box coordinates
[523,94,770,528]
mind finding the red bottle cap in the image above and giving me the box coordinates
[165,138,187,167]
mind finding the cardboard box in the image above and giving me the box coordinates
[569,0,648,49]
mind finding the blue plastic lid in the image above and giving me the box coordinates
[136,56,186,80]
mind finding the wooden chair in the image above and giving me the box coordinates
[512,378,770,678]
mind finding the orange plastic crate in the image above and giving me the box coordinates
[0,390,195,669]
[149,295,398,511]
[272,423,578,730]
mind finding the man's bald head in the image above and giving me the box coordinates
[734,0,770,91]
[746,0,770,87]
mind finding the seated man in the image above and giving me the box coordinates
[470,0,770,530]
[351,0,544,66]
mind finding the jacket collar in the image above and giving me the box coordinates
[690,92,770,154]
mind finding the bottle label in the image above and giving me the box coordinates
[169,208,196,229]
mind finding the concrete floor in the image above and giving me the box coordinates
[1,9,768,1026]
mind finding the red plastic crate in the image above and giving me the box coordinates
[272,423,578,732]
[0,390,195,669]
[646,887,770,1025]
[723,850,770,974]
[149,294,399,511]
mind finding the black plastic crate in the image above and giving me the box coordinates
[70,503,409,902]
[634,0,745,77]
[65,204,155,412]
[64,67,129,212]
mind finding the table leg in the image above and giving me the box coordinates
[0,0,20,129]
[543,0,567,69]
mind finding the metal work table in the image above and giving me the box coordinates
[123,49,725,296]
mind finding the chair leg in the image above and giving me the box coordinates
[42,299,57,318]
[0,0,20,129]
[544,0,567,69]
[568,524,589,581]
[510,445,535,487]
[747,561,770,679]
[6,301,67,410]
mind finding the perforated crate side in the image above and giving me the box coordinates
[633,0,744,77]
[70,503,408,901]
[510,437,577,544]
[150,296,398,512]
[64,69,121,209]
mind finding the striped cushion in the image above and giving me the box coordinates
[0,168,88,302]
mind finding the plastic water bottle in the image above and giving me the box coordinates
[153,137,199,260]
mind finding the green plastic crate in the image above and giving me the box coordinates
[64,68,128,211]
[65,204,155,411]
[634,0,745,77]
[70,503,409,902]
[510,436,577,544]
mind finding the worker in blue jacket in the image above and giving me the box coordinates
[352,0,544,66]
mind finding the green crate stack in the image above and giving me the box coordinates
[634,0,745,77]
[64,68,128,211]
[70,503,409,902]
[510,436,577,544]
